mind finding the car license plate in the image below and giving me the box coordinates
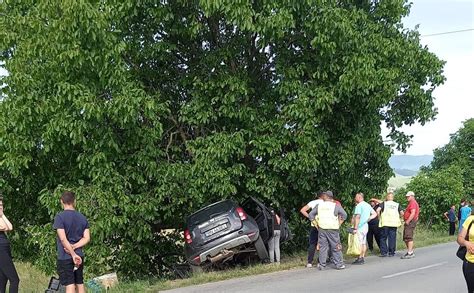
[205,223,227,237]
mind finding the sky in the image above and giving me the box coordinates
[392,0,474,155]
[1,1,473,155]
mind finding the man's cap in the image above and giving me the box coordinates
[405,191,415,197]
[325,190,334,198]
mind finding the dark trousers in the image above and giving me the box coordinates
[449,222,456,236]
[379,227,397,256]
[463,261,474,293]
[367,224,381,251]
[307,227,319,264]
[0,244,19,293]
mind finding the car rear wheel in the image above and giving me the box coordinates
[254,235,269,263]
[190,264,203,274]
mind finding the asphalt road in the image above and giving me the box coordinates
[163,242,468,293]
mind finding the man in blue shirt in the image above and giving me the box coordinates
[53,191,90,293]
[351,192,377,265]
[460,201,472,233]
[444,205,457,235]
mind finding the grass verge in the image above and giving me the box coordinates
[15,262,49,292]
[14,226,457,292]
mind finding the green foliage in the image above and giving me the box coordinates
[0,0,444,278]
[403,165,464,229]
[403,118,473,229]
[427,118,474,195]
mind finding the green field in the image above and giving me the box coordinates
[388,174,412,189]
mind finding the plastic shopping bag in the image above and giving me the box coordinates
[347,233,361,256]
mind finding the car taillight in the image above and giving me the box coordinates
[184,229,192,244]
[193,255,201,264]
[236,207,247,221]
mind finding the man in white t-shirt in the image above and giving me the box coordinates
[300,191,324,268]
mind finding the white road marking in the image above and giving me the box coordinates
[381,262,448,279]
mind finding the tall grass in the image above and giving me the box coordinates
[15,262,49,292]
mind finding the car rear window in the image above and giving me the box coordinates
[187,200,235,227]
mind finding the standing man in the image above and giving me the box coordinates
[351,193,377,265]
[309,191,347,270]
[460,201,472,233]
[401,191,419,259]
[377,193,403,257]
[300,191,324,268]
[54,191,90,293]
[367,199,382,254]
[443,205,457,235]
[459,199,466,230]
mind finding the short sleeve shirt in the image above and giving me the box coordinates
[404,199,420,221]
[461,206,472,221]
[462,216,474,263]
[354,201,374,229]
[307,199,323,209]
[53,210,89,260]
[447,209,456,222]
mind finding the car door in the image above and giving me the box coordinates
[242,197,274,242]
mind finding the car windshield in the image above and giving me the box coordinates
[187,200,235,227]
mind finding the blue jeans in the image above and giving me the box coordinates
[380,227,397,256]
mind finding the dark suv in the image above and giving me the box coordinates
[184,198,272,270]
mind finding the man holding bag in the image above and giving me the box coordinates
[351,193,377,265]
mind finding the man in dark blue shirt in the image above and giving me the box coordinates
[444,205,457,235]
[53,191,90,293]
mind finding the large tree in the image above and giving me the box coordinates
[0,0,444,277]
[428,118,474,195]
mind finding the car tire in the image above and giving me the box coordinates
[254,235,269,263]
[190,264,203,274]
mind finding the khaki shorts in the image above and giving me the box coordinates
[357,224,369,245]
[403,220,417,241]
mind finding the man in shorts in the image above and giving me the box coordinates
[351,192,377,265]
[401,191,419,259]
[53,191,90,293]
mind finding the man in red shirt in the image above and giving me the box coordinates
[401,191,419,259]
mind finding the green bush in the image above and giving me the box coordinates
[403,165,464,230]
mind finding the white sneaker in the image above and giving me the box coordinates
[306,263,313,268]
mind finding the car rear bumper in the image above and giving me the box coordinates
[192,233,258,264]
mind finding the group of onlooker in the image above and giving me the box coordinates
[300,190,420,271]
[299,191,474,293]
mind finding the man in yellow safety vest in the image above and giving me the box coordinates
[309,191,347,270]
[376,192,403,257]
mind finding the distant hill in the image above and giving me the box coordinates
[389,155,433,175]
[393,168,418,177]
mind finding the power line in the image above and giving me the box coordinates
[421,28,474,37]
